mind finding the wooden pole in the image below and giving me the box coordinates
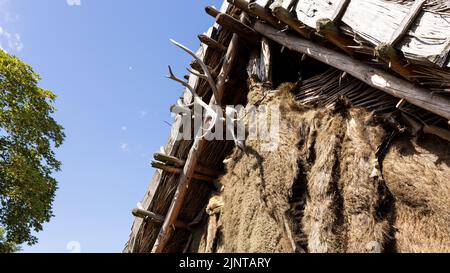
[270,4,312,39]
[215,13,260,44]
[216,13,247,104]
[151,14,246,253]
[248,2,284,29]
[198,34,227,52]
[254,22,450,120]
[205,6,220,18]
[153,153,224,177]
[132,208,188,229]
[151,161,217,183]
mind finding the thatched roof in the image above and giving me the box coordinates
[124,0,450,253]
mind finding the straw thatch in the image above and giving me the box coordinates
[125,0,450,253]
[188,80,450,253]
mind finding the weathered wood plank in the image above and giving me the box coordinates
[255,22,450,120]
[296,0,450,67]
[389,0,426,46]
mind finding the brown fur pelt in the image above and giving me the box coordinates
[190,81,450,253]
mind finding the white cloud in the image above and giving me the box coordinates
[66,0,81,6]
[0,25,23,52]
[0,2,23,53]
[120,143,130,152]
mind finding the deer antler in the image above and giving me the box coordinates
[167,65,197,98]
[167,63,219,145]
[170,39,219,100]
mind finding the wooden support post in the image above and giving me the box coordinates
[247,37,273,86]
[254,22,450,120]
[261,37,272,86]
[215,13,260,44]
[132,208,188,229]
[270,4,312,39]
[215,14,246,104]
[198,34,227,52]
[151,14,246,253]
[151,161,217,183]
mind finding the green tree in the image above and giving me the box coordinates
[0,50,64,250]
[0,227,20,253]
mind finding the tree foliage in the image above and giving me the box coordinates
[0,226,20,253]
[0,50,64,248]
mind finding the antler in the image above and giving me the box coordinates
[170,39,219,100]
[167,65,198,98]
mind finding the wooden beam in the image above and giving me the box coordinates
[205,6,220,18]
[423,125,450,143]
[153,153,224,177]
[254,22,450,120]
[132,208,187,229]
[198,34,227,52]
[215,13,260,43]
[375,43,416,82]
[316,18,355,56]
[151,161,217,183]
[248,2,284,29]
[270,4,312,39]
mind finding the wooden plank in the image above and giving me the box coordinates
[296,0,450,67]
[254,22,450,120]
[215,13,260,43]
[389,0,426,46]
[330,0,350,23]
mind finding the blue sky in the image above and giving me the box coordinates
[0,0,222,253]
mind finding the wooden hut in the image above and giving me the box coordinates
[124,0,450,253]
